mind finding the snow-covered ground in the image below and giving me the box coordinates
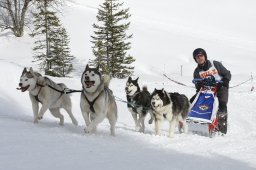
[1,0,256,170]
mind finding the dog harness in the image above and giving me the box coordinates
[126,96,134,108]
[34,87,43,103]
[126,91,140,113]
[30,83,44,103]
[82,90,103,113]
[32,83,64,104]
[126,95,151,115]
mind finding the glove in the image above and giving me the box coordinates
[222,78,229,88]
[190,93,197,104]
[195,81,202,92]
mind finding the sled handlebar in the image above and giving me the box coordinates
[192,78,223,84]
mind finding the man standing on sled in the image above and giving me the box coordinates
[190,48,231,134]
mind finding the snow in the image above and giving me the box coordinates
[1,0,256,169]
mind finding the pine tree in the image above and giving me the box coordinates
[30,0,73,77]
[52,27,74,77]
[91,0,135,78]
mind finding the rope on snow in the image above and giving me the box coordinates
[163,74,194,88]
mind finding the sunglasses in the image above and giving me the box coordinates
[195,54,204,58]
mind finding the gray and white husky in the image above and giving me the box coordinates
[125,77,153,133]
[80,65,117,136]
[150,88,190,137]
[17,67,78,126]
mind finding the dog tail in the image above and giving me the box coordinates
[103,74,112,87]
[142,85,148,92]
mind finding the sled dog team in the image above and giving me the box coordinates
[18,65,190,137]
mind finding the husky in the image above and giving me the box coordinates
[17,67,78,126]
[80,65,117,136]
[125,77,153,133]
[150,88,190,137]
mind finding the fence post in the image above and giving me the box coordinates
[251,72,254,91]
[181,65,183,77]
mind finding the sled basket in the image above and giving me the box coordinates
[188,91,218,123]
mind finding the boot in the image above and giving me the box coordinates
[217,111,227,134]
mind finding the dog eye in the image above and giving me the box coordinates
[92,74,95,76]
[25,79,28,81]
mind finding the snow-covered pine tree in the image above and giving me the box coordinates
[30,0,59,75]
[52,27,74,77]
[30,0,73,77]
[90,0,135,78]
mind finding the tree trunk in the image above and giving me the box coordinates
[44,0,50,71]
[12,26,23,37]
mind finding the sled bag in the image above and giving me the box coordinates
[188,92,217,123]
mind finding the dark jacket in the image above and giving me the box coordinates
[193,60,231,91]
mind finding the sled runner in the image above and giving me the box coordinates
[187,76,222,137]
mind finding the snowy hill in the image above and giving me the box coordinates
[1,0,256,170]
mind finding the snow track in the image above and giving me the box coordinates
[0,61,256,170]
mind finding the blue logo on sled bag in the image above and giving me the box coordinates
[189,92,216,123]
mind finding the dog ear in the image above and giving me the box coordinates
[29,67,33,72]
[162,88,165,93]
[135,77,139,82]
[22,67,27,75]
[29,67,37,77]
[85,64,90,71]
[128,76,132,81]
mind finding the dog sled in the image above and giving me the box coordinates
[187,76,222,138]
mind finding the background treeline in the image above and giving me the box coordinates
[0,0,135,78]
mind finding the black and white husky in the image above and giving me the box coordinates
[125,77,153,133]
[17,67,78,126]
[150,89,190,137]
[80,65,118,136]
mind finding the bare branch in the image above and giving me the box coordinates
[0,0,32,36]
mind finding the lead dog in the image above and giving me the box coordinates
[150,88,190,137]
[80,65,117,136]
[17,67,78,126]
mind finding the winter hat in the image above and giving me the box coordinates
[193,48,207,62]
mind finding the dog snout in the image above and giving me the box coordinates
[19,83,22,87]
[152,102,155,106]
[125,87,128,91]
[85,76,90,81]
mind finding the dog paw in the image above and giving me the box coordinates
[155,131,161,136]
[84,128,91,134]
[72,120,78,126]
[110,132,116,136]
[139,128,145,133]
[148,118,153,124]
[169,134,175,138]
[33,119,39,124]
[37,116,43,120]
